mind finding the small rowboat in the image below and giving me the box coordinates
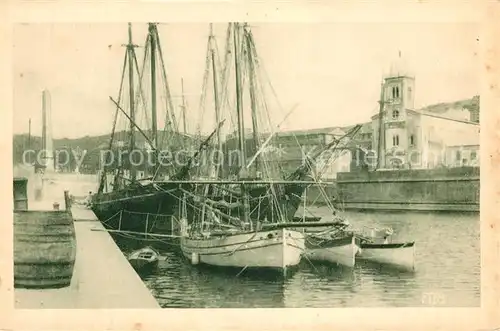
[353,226,416,270]
[304,233,357,267]
[127,246,160,272]
[356,241,416,270]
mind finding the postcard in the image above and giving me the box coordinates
[1,1,498,330]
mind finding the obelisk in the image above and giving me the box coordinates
[41,89,55,172]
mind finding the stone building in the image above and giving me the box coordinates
[370,65,479,170]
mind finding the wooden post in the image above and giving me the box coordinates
[119,210,122,231]
[201,204,206,232]
[171,215,174,235]
[303,187,307,223]
[64,190,71,212]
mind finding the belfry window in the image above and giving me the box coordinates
[392,86,400,99]
[392,110,399,120]
[393,134,400,146]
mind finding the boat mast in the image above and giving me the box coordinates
[233,23,246,174]
[149,23,158,150]
[210,24,222,176]
[233,22,251,227]
[127,23,137,181]
[244,27,260,176]
[149,23,158,177]
[41,91,46,155]
[181,78,187,135]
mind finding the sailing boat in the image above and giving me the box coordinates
[179,23,345,275]
[302,213,358,268]
[297,132,362,268]
[90,23,218,234]
[194,23,362,227]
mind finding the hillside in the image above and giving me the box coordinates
[13,124,367,175]
[12,130,200,173]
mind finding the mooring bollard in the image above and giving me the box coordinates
[64,190,71,211]
[53,202,60,210]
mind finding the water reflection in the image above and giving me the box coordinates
[112,209,480,308]
[143,252,287,308]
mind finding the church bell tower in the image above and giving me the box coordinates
[378,52,415,168]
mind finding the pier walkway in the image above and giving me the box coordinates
[15,206,160,309]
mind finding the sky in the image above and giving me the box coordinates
[13,22,479,139]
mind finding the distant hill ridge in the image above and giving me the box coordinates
[12,129,199,172]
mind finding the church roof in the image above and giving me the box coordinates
[370,105,479,125]
[419,96,479,114]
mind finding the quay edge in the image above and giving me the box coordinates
[14,205,160,309]
[305,167,479,213]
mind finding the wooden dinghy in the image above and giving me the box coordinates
[304,232,357,267]
[127,246,160,272]
[355,227,416,270]
[357,241,416,271]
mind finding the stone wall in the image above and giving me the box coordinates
[335,167,479,212]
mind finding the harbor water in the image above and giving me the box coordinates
[112,207,480,308]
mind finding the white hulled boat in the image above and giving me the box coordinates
[178,22,302,276]
[357,241,416,270]
[178,23,358,276]
[355,227,416,270]
[304,232,357,267]
[180,226,305,271]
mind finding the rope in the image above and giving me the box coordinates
[98,210,123,227]
[194,35,212,137]
[227,232,257,256]
[98,50,128,193]
[111,231,181,247]
[131,35,151,133]
[154,26,182,150]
